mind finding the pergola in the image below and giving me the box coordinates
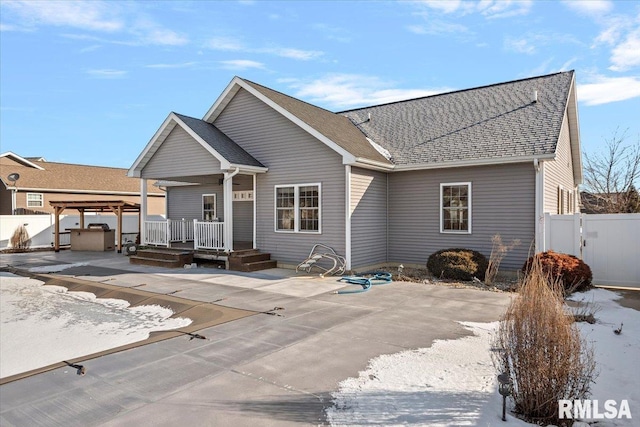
[49,200,141,253]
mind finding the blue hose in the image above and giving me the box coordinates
[335,271,392,294]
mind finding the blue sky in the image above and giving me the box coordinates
[1,0,639,169]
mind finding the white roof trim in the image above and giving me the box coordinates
[393,154,555,171]
[0,152,45,170]
[203,77,357,164]
[128,114,177,177]
[14,187,164,196]
[566,74,583,185]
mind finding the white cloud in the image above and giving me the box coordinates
[219,59,265,70]
[562,0,613,16]
[477,0,533,19]
[504,37,537,54]
[2,0,123,32]
[578,75,640,105]
[1,0,187,46]
[266,47,323,61]
[609,29,640,71]
[86,69,127,79]
[146,62,198,69]
[206,36,245,51]
[285,74,452,109]
[417,0,464,14]
[407,20,469,35]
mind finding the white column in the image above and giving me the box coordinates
[140,179,148,245]
[252,173,257,250]
[223,172,234,251]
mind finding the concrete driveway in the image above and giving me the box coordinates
[0,250,512,426]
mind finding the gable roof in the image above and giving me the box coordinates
[339,71,576,170]
[203,77,393,169]
[128,112,266,177]
[0,155,163,195]
[0,152,45,170]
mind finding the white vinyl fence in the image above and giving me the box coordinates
[1,214,165,249]
[544,213,640,288]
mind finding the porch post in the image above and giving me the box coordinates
[223,169,238,251]
[252,173,257,250]
[140,178,148,245]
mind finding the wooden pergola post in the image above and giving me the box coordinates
[54,206,63,252]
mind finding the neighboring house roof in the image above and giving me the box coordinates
[0,154,163,195]
[339,71,575,169]
[173,113,264,168]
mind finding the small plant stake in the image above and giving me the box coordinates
[498,373,513,421]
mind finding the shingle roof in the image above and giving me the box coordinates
[174,113,265,168]
[339,71,574,167]
[241,79,393,165]
[0,156,163,194]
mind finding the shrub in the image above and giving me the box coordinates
[493,257,596,426]
[485,234,521,284]
[427,248,489,281]
[522,251,592,294]
[10,225,31,250]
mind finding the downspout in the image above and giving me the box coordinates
[223,167,240,252]
[345,165,352,271]
[534,159,544,252]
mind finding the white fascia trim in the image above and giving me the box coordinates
[228,164,268,173]
[352,157,395,171]
[203,77,243,123]
[16,187,164,196]
[154,181,200,187]
[205,78,357,165]
[0,152,45,170]
[128,113,177,177]
[394,154,556,171]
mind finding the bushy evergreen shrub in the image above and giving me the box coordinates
[522,251,592,294]
[427,248,489,281]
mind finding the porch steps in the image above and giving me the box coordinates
[129,249,194,269]
[228,249,277,272]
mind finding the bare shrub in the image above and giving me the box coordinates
[493,258,596,426]
[485,234,521,284]
[10,225,31,250]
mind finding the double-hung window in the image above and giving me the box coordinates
[440,182,471,233]
[275,183,321,233]
[202,194,217,221]
[26,193,44,208]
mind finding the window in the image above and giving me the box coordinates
[440,183,471,233]
[26,193,43,208]
[275,184,321,233]
[202,194,217,221]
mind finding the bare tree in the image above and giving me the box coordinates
[582,129,640,213]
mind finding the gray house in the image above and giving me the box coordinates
[128,71,582,271]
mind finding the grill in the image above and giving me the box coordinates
[87,223,110,231]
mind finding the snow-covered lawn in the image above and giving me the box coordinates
[327,288,639,426]
[0,272,192,379]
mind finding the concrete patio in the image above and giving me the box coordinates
[0,250,512,426]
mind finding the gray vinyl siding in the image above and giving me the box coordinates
[142,126,222,179]
[388,163,535,270]
[167,184,223,221]
[351,167,388,268]
[214,88,345,265]
[544,113,576,214]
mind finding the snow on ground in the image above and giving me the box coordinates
[0,273,192,379]
[327,288,639,426]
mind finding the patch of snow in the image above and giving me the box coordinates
[328,288,639,426]
[0,275,192,378]
[366,137,393,161]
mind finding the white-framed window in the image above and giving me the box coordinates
[440,182,471,233]
[202,194,217,221]
[275,183,321,233]
[26,193,43,208]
